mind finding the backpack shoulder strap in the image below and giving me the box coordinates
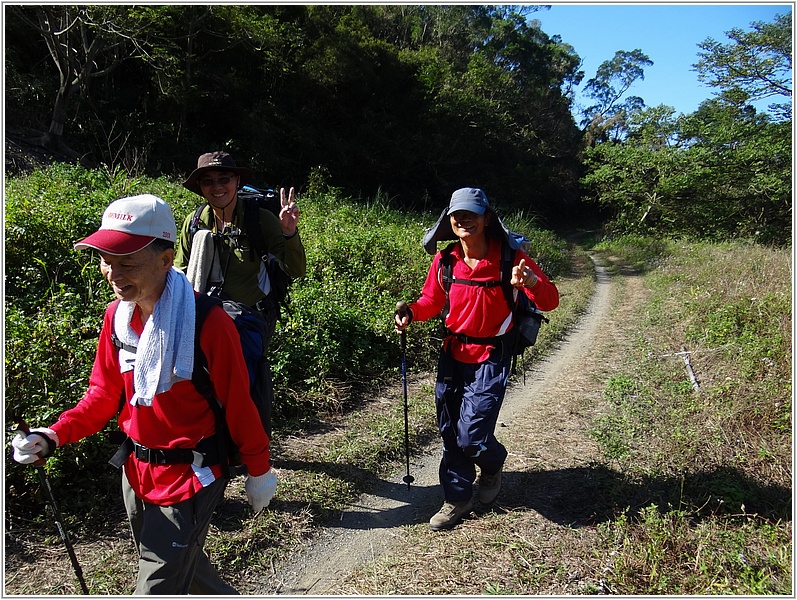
[500,242,516,312]
[438,242,457,326]
[190,293,233,477]
[108,299,133,414]
[500,243,523,375]
[439,242,457,283]
[189,204,209,237]
[191,294,223,402]
[109,299,138,354]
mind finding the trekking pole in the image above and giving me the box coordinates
[10,411,90,595]
[396,301,415,491]
[400,331,415,490]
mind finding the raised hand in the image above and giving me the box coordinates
[278,187,299,235]
[511,258,538,289]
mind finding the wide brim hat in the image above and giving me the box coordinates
[421,187,525,255]
[183,151,254,195]
[74,194,178,255]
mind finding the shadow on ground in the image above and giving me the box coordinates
[498,464,792,526]
[214,458,792,537]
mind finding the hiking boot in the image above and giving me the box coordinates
[429,499,473,531]
[478,467,502,505]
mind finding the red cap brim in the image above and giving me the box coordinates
[74,230,155,255]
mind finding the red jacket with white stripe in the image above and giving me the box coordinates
[49,297,271,505]
[409,238,559,364]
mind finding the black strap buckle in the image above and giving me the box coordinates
[134,443,167,464]
[253,295,275,314]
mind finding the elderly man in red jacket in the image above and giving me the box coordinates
[11,194,276,595]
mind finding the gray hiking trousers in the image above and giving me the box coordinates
[122,470,237,595]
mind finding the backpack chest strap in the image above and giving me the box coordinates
[442,274,503,288]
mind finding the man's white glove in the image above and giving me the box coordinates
[11,428,59,464]
[245,468,278,512]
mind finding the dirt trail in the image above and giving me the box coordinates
[261,254,637,594]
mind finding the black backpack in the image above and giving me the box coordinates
[438,241,548,374]
[109,293,270,478]
[188,185,293,319]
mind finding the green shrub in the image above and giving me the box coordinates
[4,164,571,518]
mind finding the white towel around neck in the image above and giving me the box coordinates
[114,267,196,406]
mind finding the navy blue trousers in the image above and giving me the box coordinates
[435,344,511,503]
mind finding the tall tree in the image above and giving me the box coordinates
[5,6,153,159]
[581,49,653,144]
[694,12,792,119]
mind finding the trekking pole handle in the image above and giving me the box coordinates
[395,301,411,332]
[10,411,46,467]
[12,415,30,435]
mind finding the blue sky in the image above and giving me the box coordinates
[529,2,792,118]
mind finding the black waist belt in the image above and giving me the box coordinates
[108,434,221,470]
[447,329,510,345]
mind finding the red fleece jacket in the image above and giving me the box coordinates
[409,239,559,364]
[50,296,271,505]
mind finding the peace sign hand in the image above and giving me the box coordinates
[278,187,299,235]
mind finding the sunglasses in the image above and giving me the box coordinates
[199,175,236,187]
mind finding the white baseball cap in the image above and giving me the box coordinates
[74,194,177,255]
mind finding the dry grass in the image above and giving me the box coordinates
[336,511,605,595]
[325,239,792,596]
[5,240,790,595]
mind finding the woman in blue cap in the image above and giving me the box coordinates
[395,187,559,531]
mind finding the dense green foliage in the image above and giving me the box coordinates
[5,5,584,224]
[6,7,791,242]
[578,12,791,245]
[581,102,791,244]
[4,164,569,515]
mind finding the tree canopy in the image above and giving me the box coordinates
[695,12,792,119]
[5,4,584,224]
[578,11,791,245]
[5,6,791,243]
